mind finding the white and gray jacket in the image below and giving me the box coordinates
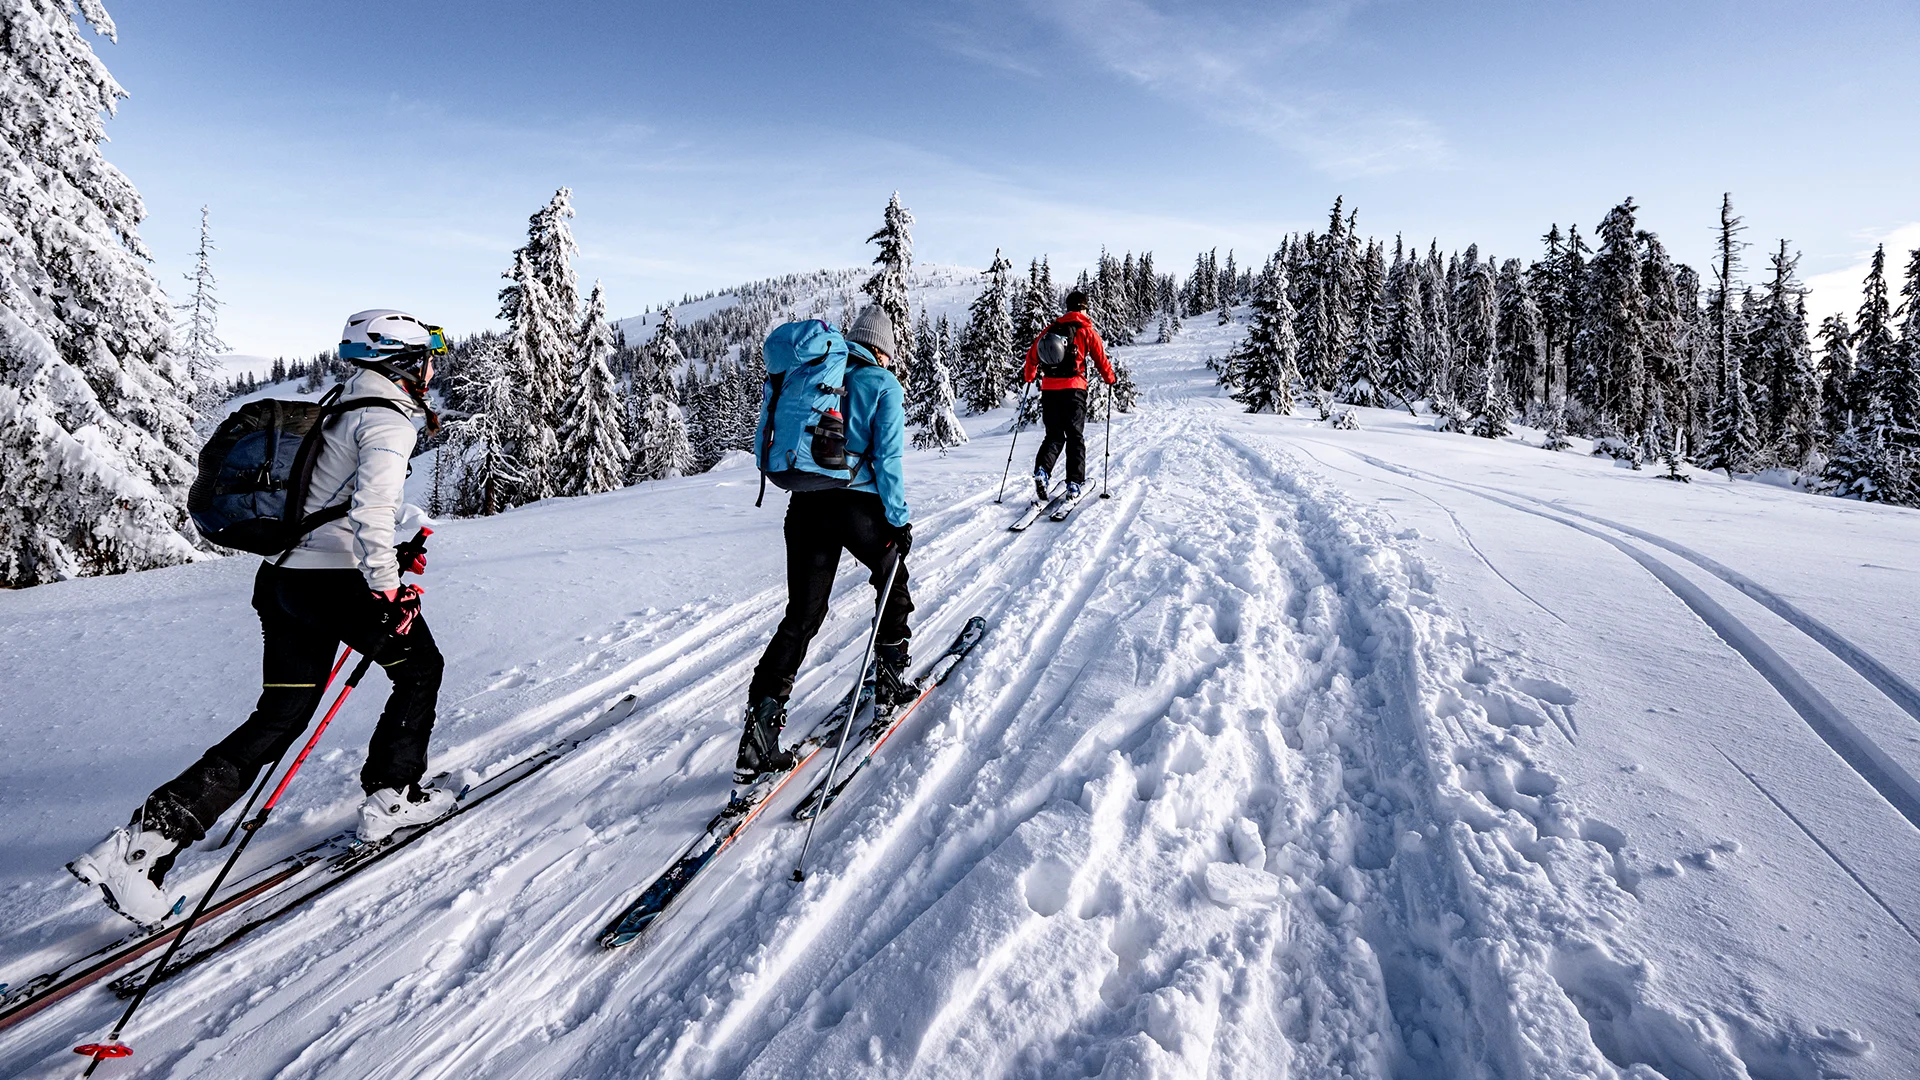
[276,369,422,592]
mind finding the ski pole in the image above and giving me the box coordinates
[793,551,902,883]
[996,381,1034,503]
[74,598,417,1076]
[211,528,431,850]
[1101,380,1113,499]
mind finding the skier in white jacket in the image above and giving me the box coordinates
[69,311,455,927]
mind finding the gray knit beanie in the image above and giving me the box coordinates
[846,306,897,358]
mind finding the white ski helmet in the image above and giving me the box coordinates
[338,309,447,378]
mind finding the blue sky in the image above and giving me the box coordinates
[90,0,1920,361]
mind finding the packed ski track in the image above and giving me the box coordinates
[4,320,1918,1078]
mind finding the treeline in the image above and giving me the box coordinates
[1213,195,1920,504]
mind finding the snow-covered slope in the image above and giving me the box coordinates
[2,322,1916,1079]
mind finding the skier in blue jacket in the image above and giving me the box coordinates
[738,306,914,782]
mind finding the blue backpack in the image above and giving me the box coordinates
[755,319,865,504]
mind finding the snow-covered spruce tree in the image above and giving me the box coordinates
[1697,194,1756,476]
[1472,363,1511,439]
[1224,262,1300,414]
[555,281,629,496]
[1883,246,1920,447]
[1381,239,1426,409]
[1495,258,1544,413]
[448,338,522,516]
[499,250,564,503]
[1455,256,1499,418]
[1639,236,1693,442]
[862,191,915,383]
[637,391,694,481]
[1851,246,1897,422]
[1295,199,1353,392]
[643,308,686,400]
[1578,198,1649,436]
[913,353,968,452]
[1542,393,1574,451]
[1337,240,1387,406]
[0,0,203,585]
[1750,243,1819,466]
[1817,313,1855,441]
[1420,241,1455,404]
[1823,395,1914,504]
[960,250,1014,413]
[175,204,226,420]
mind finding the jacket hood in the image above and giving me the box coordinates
[1056,310,1094,328]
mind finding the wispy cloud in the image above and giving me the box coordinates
[1803,222,1920,327]
[934,0,1449,177]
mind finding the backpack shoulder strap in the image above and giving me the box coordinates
[272,391,416,564]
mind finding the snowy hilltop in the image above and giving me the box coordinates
[4,318,1916,1078]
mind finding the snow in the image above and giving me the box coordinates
[3,320,1918,1078]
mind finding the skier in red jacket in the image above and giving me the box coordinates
[1022,290,1117,501]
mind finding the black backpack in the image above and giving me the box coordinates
[1035,319,1080,380]
[188,385,409,557]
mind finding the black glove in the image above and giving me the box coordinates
[890,521,913,556]
[394,527,433,576]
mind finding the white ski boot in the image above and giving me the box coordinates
[357,784,456,842]
[67,827,183,929]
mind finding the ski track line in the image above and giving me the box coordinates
[1334,448,1920,836]
[1716,748,1920,950]
[1283,436,1571,629]
[1507,492,1920,730]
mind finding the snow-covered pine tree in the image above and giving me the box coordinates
[913,353,968,452]
[1471,362,1511,439]
[1823,395,1914,505]
[1296,199,1353,392]
[1224,262,1300,414]
[0,0,203,585]
[1883,246,1920,447]
[1852,246,1897,416]
[175,204,226,421]
[1543,393,1574,451]
[501,188,579,445]
[1421,241,1455,404]
[555,281,630,495]
[1817,313,1855,441]
[643,308,687,400]
[1639,236,1692,441]
[1698,194,1758,476]
[960,250,1014,413]
[862,191,915,384]
[1337,240,1387,406]
[1750,243,1819,466]
[449,338,523,516]
[1381,238,1426,410]
[1495,258,1544,413]
[500,250,564,503]
[637,391,694,481]
[1456,256,1499,417]
[1579,198,1649,436]
[1530,225,1570,406]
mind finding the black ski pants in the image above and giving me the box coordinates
[141,564,444,845]
[1034,387,1090,484]
[748,489,913,706]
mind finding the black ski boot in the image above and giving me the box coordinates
[873,641,915,708]
[734,697,794,784]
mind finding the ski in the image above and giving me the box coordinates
[1,694,644,1027]
[1009,483,1063,531]
[595,685,870,950]
[791,615,988,822]
[1048,490,1087,522]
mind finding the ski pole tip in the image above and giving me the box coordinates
[791,868,805,883]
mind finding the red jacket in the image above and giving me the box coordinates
[1022,311,1116,391]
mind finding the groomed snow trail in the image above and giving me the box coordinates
[6,324,1905,1078]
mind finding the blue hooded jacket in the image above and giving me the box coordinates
[843,341,910,527]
